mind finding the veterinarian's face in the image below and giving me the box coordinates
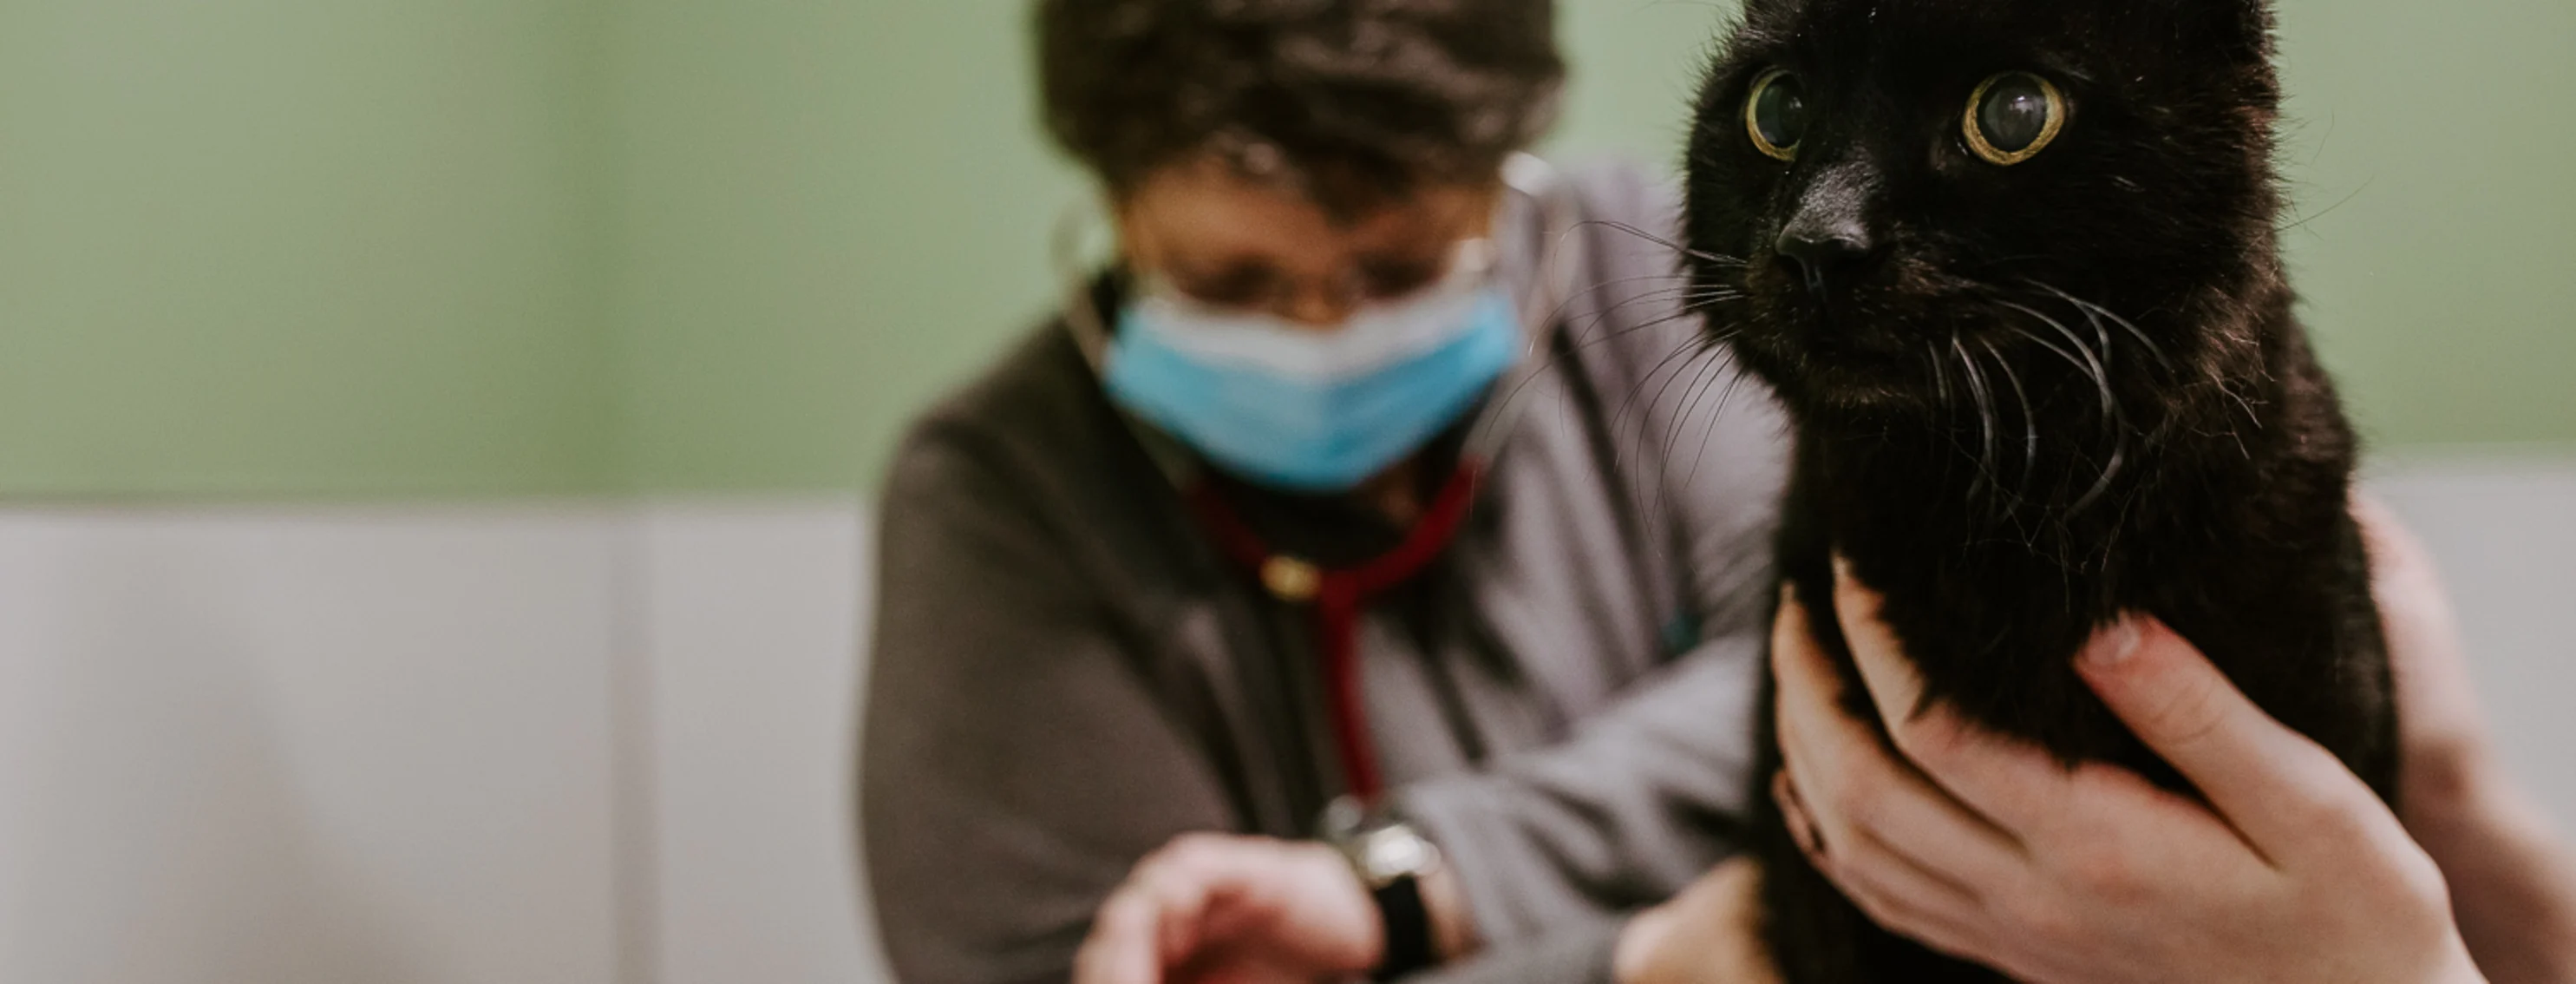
[1115,154,1500,329]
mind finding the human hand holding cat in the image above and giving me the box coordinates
[1767,561,2488,984]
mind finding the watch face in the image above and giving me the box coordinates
[1357,826,1435,884]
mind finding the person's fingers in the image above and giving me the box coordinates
[1771,587,1842,812]
[1134,844,1226,965]
[1774,586,1879,849]
[1134,874,1197,981]
[1830,558,2082,837]
[1772,591,2028,892]
[1797,830,1998,968]
[1180,960,1304,984]
[1128,835,1297,970]
[1828,556,1924,728]
[1078,882,1170,984]
[1775,770,1987,919]
[1774,770,1825,857]
[2075,618,2399,860]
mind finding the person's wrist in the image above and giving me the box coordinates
[2403,731,2499,810]
[1612,902,1682,984]
[1418,864,1478,961]
[2432,936,2493,984]
[1610,861,1773,984]
[1291,839,1390,974]
[2400,735,2514,845]
[1320,798,1463,977]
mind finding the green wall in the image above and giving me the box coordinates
[0,0,617,497]
[3,1,2570,498]
[2276,0,2576,451]
[606,0,1087,493]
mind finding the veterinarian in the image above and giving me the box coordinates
[863,1,1790,981]
[863,2,2576,983]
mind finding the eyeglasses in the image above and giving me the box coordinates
[1150,239,1500,325]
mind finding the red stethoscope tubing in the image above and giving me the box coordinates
[1181,464,1484,802]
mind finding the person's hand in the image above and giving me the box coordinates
[2358,498,2576,984]
[1766,561,2486,984]
[1073,833,1378,984]
[1612,858,1780,984]
[2356,496,2492,798]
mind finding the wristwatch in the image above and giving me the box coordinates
[1320,797,1443,981]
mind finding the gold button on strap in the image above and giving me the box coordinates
[1260,555,1323,602]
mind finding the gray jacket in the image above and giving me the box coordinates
[862,161,1790,984]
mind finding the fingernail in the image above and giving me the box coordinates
[1832,554,1854,583]
[2082,618,2144,668]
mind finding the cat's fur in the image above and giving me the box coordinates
[1679,0,2397,979]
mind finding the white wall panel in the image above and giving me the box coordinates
[0,469,2560,984]
[639,500,885,984]
[0,508,623,984]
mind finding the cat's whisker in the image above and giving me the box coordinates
[1575,220,1750,267]
[2273,177,2374,235]
[1496,280,1744,413]
[1997,300,2116,423]
[1675,364,1755,495]
[1997,309,2135,517]
[1555,307,1745,366]
[1555,282,1699,330]
[1552,285,1733,350]
[2027,280,2169,371]
[1978,337,2041,506]
[1925,346,1966,486]
[1683,292,1749,309]
[1998,323,2091,390]
[1511,312,1734,419]
[1925,346,1954,410]
[1612,331,1732,470]
[1566,272,1703,300]
[2070,438,2127,517]
[1657,352,1749,511]
[1952,335,2003,505]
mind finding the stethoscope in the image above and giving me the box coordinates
[1050,153,1590,802]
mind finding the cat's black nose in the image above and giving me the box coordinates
[1774,224,1874,293]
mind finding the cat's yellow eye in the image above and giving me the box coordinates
[1965,72,2067,166]
[1744,69,1806,161]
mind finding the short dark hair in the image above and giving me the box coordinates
[1036,0,1565,213]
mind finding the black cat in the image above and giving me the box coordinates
[1679,0,2397,979]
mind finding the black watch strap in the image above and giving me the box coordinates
[1372,873,1435,981]
[1320,797,1447,981]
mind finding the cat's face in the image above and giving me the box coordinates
[1685,0,2285,417]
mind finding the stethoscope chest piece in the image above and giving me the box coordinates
[1260,555,1325,603]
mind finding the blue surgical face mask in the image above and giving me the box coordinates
[1102,249,1522,493]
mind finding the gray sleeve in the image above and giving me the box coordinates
[1396,629,1771,954]
[1399,400,1782,977]
[860,426,1236,984]
[1402,919,1624,984]
[1396,159,1793,964]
